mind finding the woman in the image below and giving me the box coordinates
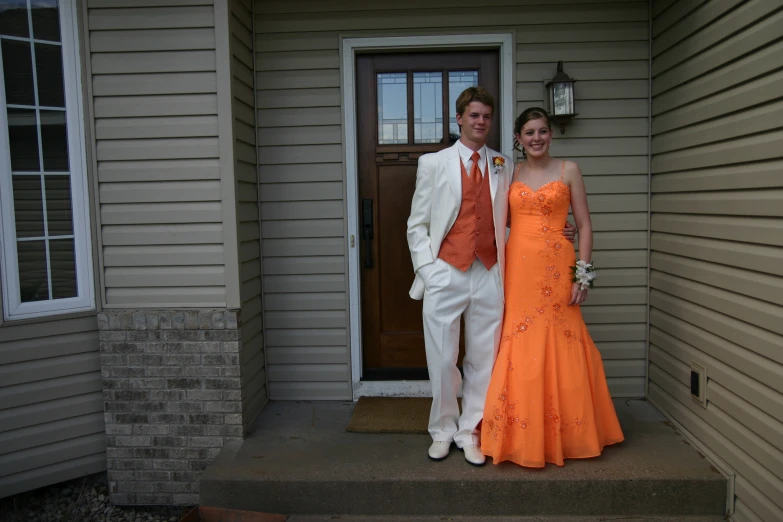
[480,107,624,467]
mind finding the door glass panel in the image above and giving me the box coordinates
[448,71,479,141]
[413,72,442,144]
[377,72,407,144]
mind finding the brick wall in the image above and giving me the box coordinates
[98,310,243,505]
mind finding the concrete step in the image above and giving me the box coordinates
[286,515,726,522]
[194,509,727,522]
[200,400,726,518]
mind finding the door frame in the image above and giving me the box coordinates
[341,33,515,397]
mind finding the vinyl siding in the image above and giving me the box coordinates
[254,0,650,399]
[88,0,227,307]
[225,0,268,431]
[649,1,783,521]
[0,316,104,498]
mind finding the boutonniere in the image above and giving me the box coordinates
[492,156,505,173]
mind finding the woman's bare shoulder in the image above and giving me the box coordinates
[562,159,581,174]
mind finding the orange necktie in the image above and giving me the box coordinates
[470,151,482,186]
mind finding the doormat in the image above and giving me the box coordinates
[346,397,431,434]
[346,396,462,434]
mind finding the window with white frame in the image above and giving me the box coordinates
[0,0,93,320]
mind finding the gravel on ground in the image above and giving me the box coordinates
[0,473,193,522]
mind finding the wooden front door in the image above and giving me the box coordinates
[357,51,500,379]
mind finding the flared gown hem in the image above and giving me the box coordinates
[479,177,625,468]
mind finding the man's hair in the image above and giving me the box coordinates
[455,87,495,116]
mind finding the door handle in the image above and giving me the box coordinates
[362,199,374,269]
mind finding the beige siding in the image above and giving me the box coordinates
[255,0,650,399]
[0,316,104,498]
[88,1,227,307]
[649,1,783,521]
[226,0,268,429]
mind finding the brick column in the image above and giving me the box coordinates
[98,310,243,505]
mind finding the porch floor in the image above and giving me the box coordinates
[199,398,726,518]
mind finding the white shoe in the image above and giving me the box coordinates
[462,444,486,466]
[428,441,452,461]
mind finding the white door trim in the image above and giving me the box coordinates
[340,33,515,396]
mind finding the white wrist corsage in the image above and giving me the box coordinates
[571,260,596,290]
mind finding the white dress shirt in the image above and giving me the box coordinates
[456,140,487,178]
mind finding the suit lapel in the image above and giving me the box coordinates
[485,148,509,239]
[445,142,462,198]
[486,147,499,203]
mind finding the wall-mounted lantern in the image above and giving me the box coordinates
[545,61,578,134]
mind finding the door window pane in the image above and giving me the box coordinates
[35,42,65,107]
[377,72,407,144]
[413,72,442,144]
[448,71,479,141]
[1,39,35,105]
[31,0,60,42]
[0,0,29,38]
[17,240,49,302]
[7,108,40,171]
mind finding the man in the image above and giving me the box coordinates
[406,87,573,466]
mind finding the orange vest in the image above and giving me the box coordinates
[438,158,497,271]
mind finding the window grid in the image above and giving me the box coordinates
[0,0,94,319]
[377,72,408,145]
[16,235,74,242]
[7,103,66,112]
[13,1,58,301]
[32,3,55,301]
[413,71,443,144]
[377,69,480,145]
[0,33,62,47]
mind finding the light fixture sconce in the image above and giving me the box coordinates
[544,61,578,134]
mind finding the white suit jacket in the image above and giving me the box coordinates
[406,142,512,300]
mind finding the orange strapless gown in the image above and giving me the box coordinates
[480,174,624,467]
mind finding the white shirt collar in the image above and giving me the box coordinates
[456,140,487,172]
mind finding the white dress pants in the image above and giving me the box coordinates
[422,257,504,447]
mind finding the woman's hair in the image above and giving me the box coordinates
[513,107,551,158]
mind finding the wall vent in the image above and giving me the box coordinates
[690,361,707,408]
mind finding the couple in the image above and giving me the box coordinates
[406,87,624,468]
